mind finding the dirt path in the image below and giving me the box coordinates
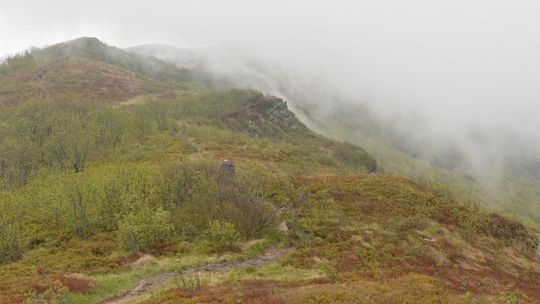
[102,248,292,304]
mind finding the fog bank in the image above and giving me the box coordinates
[3,0,540,178]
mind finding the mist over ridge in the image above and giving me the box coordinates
[2,3,540,302]
[3,0,540,208]
[128,37,540,185]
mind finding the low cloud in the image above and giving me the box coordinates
[3,0,540,181]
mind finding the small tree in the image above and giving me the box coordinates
[230,166,278,237]
[201,220,241,252]
[117,207,173,254]
[0,206,25,264]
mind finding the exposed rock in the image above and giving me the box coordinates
[536,241,540,260]
[223,96,309,138]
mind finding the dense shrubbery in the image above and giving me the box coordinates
[0,89,266,187]
[0,207,25,264]
[0,99,133,186]
[0,156,283,259]
[117,207,173,253]
[0,92,380,261]
[201,221,241,252]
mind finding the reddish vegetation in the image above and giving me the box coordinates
[416,265,540,301]
[29,274,94,295]
[110,253,143,267]
[142,280,306,304]
[0,58,148,105]
[30,282,51,294]
[281,175,540,302]
[54,275,94,293]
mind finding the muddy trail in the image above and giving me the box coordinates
[102,248,292,304]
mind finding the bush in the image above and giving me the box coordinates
[201,220,241,253]
[0,223,24,264]
[0,205,25,264]
[54,274,94,293]
[117,207,173,254]
[229,166,278,238]
[24,281,72,304]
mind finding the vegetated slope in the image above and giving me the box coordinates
[143,174,540,304]
[293,102,540,230]
[0,37,193,105]
[127,43,540,230]
[0,38,538,304]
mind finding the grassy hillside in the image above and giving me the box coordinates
[0,37,194,105]
[0,38,538,304]
[127,42,540,230]
[293,102,540,230]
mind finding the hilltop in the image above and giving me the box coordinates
[0,37,192,105]
[0,38,538,304]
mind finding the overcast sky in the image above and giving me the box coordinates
[2,0,540,151]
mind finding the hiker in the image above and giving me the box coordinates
[218,159,235,201]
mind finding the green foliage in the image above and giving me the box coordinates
[297,191,344,242]
[0,197,25,263]
[177,89,261,119]
[0,155,287,262]
[23,282,72,304]
[117,207,173,254]
[319,260,339,283]
[334,142,377,172]
[500,288,522,304]
[0,99,131,185]
[302,102,540,229]
[228,165,279,238]
[0,40,538,303]
[201,220,241,252]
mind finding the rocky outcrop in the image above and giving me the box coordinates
[223,96,310,138]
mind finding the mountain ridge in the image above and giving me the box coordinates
[0,38,538,304]
[125,42,540,229]
[0,37,193,105]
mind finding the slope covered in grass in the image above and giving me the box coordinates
[294,102,540,230]
[0,38,538,304]
[142,174,540,303]
[0,37,194,105]
[127,43,540,230]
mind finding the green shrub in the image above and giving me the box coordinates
[0,218,24,264]
[500,287,522,304]
[117,207,173,254]
[23,282,72,304]
[229,165,278,238]
[201,220,241,252]
[0,196,26,264]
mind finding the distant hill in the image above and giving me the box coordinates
[0,37,193,105]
